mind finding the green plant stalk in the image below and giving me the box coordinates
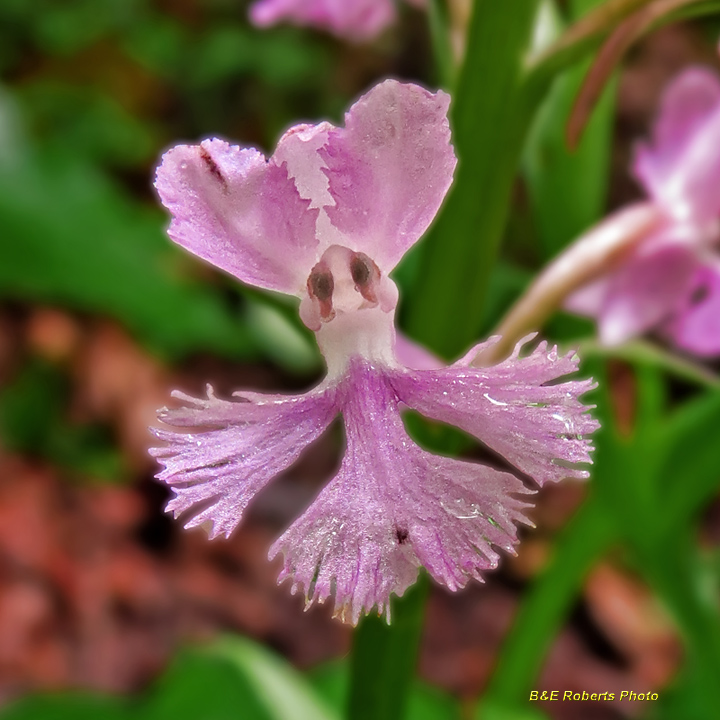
[525,0,616,261]
[428,0,455,89]
[577,338,720,390]
[348,3,543,717]
[638,535,720,715]
[346,576,429,720]
[405,0,541,359]
[528,0,720,87]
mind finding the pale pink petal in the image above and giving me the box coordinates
[150,385,338,539]
[270,360,533,623]
[273,122,334,209]
[250,0,396,41]
[273,121,349,252]
[565,275,612,317]
[597,242,698,346]
[633,68,720,223]
[393,332,443,370]
[664,263,720,356]
[388,338,598,486]
[321,80,457,270]
[155,138,319,295]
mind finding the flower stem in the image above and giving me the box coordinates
[405,0,541,359]
[346,575,430,720]
[474,203,661,366]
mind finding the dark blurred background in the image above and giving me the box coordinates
[0,2,719,718]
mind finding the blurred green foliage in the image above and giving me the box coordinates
[0,0,358,364]
[0,636,460,720]
[0,359,124,481]
[0,636,335,720]
[0,130,262,360]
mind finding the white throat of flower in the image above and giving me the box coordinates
[299,244,399,379]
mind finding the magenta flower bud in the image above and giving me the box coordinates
[152,80,598,623]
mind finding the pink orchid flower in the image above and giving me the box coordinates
[567,67,720,356]
[250,0,424,41]
[151,80,598,623]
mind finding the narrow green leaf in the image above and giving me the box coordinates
[209,636,338,720]
[525,0,616,261]
[310,660,460,720]
[527,0,654,82]
[576,338,720,390]
[482,492,617,708]
[404,0,541,358]
[0,694,131,720]
[428,0,455,89]
[141,643,273,720]
[480,701,550,720]
[484,357,720,716]
[654,389,720,537]
[347,576,429,720]
[637,534,720,718]
[528,0,720,86]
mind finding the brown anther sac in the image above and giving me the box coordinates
[308,265,335,320]
[310,271,334,302]
[350,255,371,286]
[350,252,381,304]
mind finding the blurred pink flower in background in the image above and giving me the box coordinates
[151,80,597,624]
[567,67,720,356]
[250,0,425,41]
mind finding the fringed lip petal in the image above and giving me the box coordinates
[388,338,599,486]
[270,360,535,624]
[155,138,320,295]
[633,67,720,223]
[151,385,339,539]
[320,80,457,271]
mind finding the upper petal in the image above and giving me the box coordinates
[150,384,339,539]
[633,67,720,223]
[155,138,320,295]
[663,261,720,356]
[270,360,532,624]
[320,80,457,271]
[389,338,598,486]
[249,0,396,41]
